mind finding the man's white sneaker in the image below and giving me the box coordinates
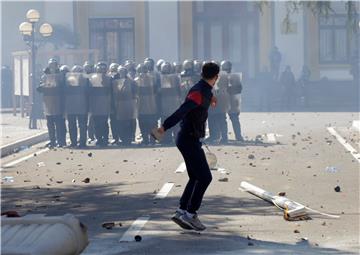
[179,213,206,231]
[171,210,193,230]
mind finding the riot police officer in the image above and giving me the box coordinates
[83,61,94,75]
[112,66,138,145]
[88,62,112,146]
[193,60,202,80]
[207,61,230,144]
[124,60,136,80]
[173,62,182,74]
[83,61,96,142]
[159,61,181,144]
[156,59,165,73]
[37,58,67,148]
[180,60,198,100]
[145,57,161,121]
[108,62,120,144]
[65,65,89,147]
[227,65,244,142]
[135,63,158,145]
[108,63,119,77]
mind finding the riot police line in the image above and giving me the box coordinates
[37,58,244,148]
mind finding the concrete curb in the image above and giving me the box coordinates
[0,131,48,158]
[0,108,20,114]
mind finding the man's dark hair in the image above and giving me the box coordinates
[201,62,220,80]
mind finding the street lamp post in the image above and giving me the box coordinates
[19,9,52,129]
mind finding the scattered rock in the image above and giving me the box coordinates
[248,154,255,160]
[115,171,119,174]
[33,153,37,157]
[88,152,93,157]
[134,235,142,242]
[72,179,76,183]
[24,180,31,183]
[82,178,90,183]
[294,229,300,233]
[278,192,286,196]
[321,221,326,226]
[56,162,61,165]
[56,181,63,184]
[307,166,311,168]
[334,186,341,192]
[123,160,128,162]
[218,177,228,182]
[102,222,117,230]
[33,185,41,189]
[248,242,254,246]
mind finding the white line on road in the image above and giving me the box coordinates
[175,162,186,173]
[1,147,49,170]
[154,182,174,199]
[352,120,360,132]
[266,133,277,143]
[327,127,360,163]
[119,216,150,242]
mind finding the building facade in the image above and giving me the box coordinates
[2,1,359,80]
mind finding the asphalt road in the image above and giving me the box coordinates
[1,112,359,255]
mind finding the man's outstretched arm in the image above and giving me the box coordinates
[162,90,203,131]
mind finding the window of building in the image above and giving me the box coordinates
[89,18,134,63]
[193,1,259,78]
[319,14,357,64]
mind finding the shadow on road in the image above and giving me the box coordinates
[1,184,354,254]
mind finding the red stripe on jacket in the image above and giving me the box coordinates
[187,91,202,105]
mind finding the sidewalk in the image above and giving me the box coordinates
[0,113,48,157]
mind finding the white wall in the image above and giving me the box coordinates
[274,2,304,78]
[148,1,178,62]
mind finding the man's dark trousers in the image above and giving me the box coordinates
[176,131,212,214]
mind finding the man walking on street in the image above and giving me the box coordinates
[155,62,219,231]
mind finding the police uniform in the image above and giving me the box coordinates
[88,70,111,146]
[37,69,66,147]
[112,70,138,145]
[64,68,89,147]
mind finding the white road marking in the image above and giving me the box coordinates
[1,147,49,170]
[175,162,186,173]
[154,182,174,199]
[266,133,277,143]
[119,216,150,242]
[327,127,360,163]
[352,120,360,132]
